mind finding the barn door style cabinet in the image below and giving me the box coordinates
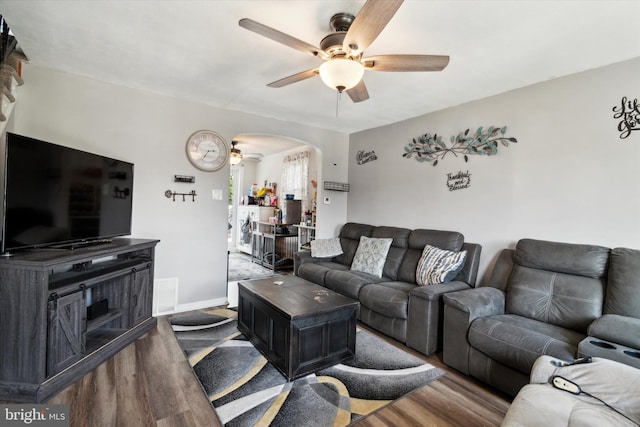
[0,238,159,403]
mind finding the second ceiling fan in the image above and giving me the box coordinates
[239,0,449,103]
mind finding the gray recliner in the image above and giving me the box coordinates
[443,239,610,396]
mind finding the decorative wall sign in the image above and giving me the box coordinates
[403,126,518,166]
[612,96,640,139]
[446,170,471,191]
[356,149,378,165]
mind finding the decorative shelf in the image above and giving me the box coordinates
[324,181,350,192]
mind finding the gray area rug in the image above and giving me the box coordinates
[228,252,275,282]
[169,308,445,426]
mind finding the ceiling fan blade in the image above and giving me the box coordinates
[267,69,319,88]
[343,0,403,55]
[363,54,450,72]
[347,80,369,103]
[239,18,327,59]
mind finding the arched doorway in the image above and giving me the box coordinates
[226,133,321,307]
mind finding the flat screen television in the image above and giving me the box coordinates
[1,133,134,254]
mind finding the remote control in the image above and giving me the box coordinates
[569,357,592,365]
[552,376,581,395]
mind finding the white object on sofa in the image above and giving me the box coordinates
[502,355,640,427]
[310,237,343,258]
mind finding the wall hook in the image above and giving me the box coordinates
[165,189,196,202]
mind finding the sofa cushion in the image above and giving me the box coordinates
[359,281,416,319]
[372,226,410,280]
[469,314,585,374]
[416,245,467,285]
[324,269,385,299]
[409,229,464,252]
[350,236,393,278]
[397,229,465,283]
[298,261,348,285]
[333,223,375,266]
[514,238,610,278]
[605,247,640,317]
[506,265,604,333]
[310,237,343,258]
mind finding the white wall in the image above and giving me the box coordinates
[12,64,349,311]
[348,58,640,283]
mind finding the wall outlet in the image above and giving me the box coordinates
[323,196,331,205]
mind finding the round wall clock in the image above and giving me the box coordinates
[185,130,229,172]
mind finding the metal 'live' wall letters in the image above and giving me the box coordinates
[613,97,640,139]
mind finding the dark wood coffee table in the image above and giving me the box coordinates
[237,275,359,381]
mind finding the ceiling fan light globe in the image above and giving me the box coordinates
[319,59,364,92]
[230,141,243,165]
[230,151,243,165]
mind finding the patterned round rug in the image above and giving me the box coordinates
[169,309,445,426]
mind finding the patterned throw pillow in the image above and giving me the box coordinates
[310,237,343,258]
[350,236,393,278]
[416,244,467,285]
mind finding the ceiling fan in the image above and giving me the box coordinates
[239,0,449,103]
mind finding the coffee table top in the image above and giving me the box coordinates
[238,276,359,319]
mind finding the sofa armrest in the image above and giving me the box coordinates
[530,355,640,425]
[293,250,333,276]
[442,287,505,374]
[587,314,640,349]
[406,281,471,355]
[409,280,472,301]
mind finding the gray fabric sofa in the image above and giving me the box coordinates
[442,238,640,397]
[293,222,481,356]
[502,355,640,427]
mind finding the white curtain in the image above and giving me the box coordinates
[280,150,310,213]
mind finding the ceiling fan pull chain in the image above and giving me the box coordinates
[335,90,340,118]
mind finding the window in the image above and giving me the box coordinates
[280,150,310,212]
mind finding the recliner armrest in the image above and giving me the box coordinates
[442,287,505,374]
[293,251,334,276]
[588,314,640,349]
[443,286,506,319]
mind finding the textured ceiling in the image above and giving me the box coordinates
[1,0,639,141]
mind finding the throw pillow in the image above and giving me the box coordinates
[310,237,343,258]
[416,244,467,285]
[350,236,393,278]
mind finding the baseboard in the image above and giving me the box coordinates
[163,297,228,315]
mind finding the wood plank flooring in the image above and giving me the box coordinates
[44,314,511,427]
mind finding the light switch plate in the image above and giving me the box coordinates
[212,189,223,200]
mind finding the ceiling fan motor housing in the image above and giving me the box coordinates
[330,13,355,32]
[321,13,358,58]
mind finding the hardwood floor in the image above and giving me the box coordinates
[44,314,511,427]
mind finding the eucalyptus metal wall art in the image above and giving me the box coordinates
[613,96,639,139]
[403,126,518,166]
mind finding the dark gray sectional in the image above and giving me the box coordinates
[293,222,481,355]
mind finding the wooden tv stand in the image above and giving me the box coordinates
[0,238,159,402]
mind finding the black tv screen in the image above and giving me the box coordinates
[1,133,134,253]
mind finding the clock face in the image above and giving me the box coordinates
[185,130,229,172]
